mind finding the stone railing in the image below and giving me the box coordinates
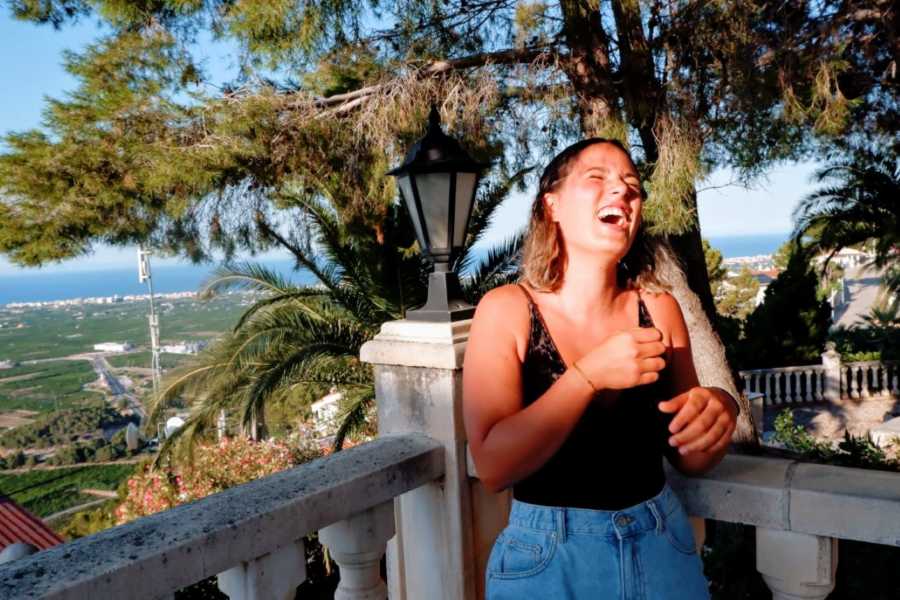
[665,453,900,600]
[843,360,900,400]
[0,434,444,600]
[739,364,826,405]
[739,344,899,405]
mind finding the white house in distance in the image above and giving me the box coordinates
[814,247,873,269]
[93,342,133,353]
[311,387,343,437]
[160,341,208,355]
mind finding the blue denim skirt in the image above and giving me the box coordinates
[485,482,711,600]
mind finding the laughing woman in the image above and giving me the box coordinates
[462,138,739,599]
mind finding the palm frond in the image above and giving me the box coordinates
[331,388,376,452]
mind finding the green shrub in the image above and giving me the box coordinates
[773,408,899,471]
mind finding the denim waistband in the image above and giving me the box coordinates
[506,481,682,540]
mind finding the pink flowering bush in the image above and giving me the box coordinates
[116,436,321,524]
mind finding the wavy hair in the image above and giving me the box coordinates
[519,138,669,293]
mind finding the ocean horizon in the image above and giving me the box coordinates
[0,232,789,305]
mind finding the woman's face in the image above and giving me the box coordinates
[544,142,643,263]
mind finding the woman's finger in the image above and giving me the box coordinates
[680,419,727,454]
[637,341,667,358]
[640,357,666,373]
[638,371,660,385]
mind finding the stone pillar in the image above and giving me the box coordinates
[756,528,838,600]
[217,540,306,600]
[821,342,842,404]
[319,502,395,600]
[361,319,499,600]
[747,392,765,441]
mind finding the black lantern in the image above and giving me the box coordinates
[388,106,488,322]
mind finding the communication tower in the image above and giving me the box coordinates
[138,247,162,400]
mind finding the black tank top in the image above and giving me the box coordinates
[512,284,680,510]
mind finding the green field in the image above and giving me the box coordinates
[0,463,136,517]
[106,351,189,370]
[0,361,104,413]
[0,295,247,362]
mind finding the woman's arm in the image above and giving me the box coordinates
[462,285,597,493]
[649,293,738,476]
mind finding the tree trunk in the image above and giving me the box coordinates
[659,232,757,446]
[561,0,757,447]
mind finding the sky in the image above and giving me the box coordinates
[0,12,820,276]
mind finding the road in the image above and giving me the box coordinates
[832,264,887,329]
[20,351,147,421]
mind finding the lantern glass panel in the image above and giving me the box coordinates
[453,172,477,248]
[397,175,427,250]
[415,172,451,250]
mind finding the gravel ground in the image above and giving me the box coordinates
[762,395,900,453]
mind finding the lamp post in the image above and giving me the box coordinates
[387,106,488,322]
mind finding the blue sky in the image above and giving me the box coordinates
[0,13,819,275]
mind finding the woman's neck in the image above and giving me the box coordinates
[554,251,623,318]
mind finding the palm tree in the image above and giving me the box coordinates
[792,148,900,292]
[148,172,528,462]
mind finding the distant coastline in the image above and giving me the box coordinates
[0,233,790,306]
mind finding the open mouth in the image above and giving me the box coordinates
[596,206,630,230]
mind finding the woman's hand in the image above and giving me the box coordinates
[575,327,667,390]
[657,387,738,456]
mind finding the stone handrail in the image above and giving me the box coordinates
[665,454,900,545]
[0,433,444,600]
[665,453,900,599]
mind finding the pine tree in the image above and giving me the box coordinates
[740,246,832,368]
[2,1,897,444]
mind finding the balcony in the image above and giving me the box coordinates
[1,319,899,599]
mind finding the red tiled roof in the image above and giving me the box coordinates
[0,494,63,551]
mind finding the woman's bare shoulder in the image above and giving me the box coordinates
[637,289,685,340]
[471,284,531,358]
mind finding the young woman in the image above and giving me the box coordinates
[462,138,739,599]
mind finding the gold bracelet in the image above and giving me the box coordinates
[571,361,598,393]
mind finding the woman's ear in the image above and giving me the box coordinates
[543,193,559,222]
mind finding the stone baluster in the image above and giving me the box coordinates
[785,372,795,404]
[849,366,860,399]
[821,343,842,403]
[217,540,306,600]
[861,365,872,398]
[804,370,815,403]
[319,501,395,600]
[756,528,838,600]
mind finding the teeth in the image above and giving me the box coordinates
[596,206,629,223]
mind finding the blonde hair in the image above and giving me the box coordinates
[520,138,670,293]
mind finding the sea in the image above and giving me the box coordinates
[0,233,789,306]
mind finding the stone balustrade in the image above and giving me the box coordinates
[739,343,899,406]
[665,453,900,600]
[0,434,444,600]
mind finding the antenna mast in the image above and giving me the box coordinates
[138,247,162,401]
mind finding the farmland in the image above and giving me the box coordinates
[0,463,136,517]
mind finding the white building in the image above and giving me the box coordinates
[311,387,343,437]
[814,247,873,269]
[160,341,208,355]
[93,342,134,353]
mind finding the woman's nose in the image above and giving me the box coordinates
[607,176,627,195]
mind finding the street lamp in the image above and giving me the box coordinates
[387,106,488,322]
